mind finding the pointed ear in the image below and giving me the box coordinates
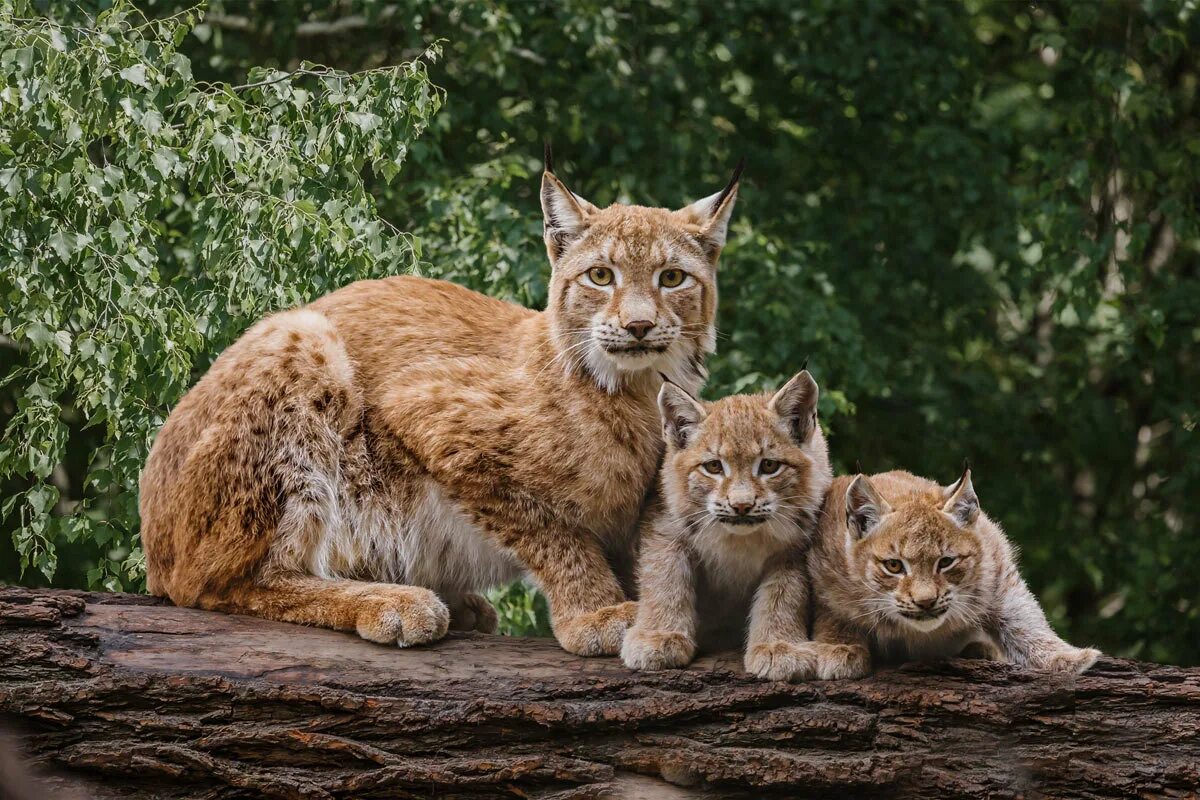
[846,475,892,540]
[676,157,745,259]
[541,149,598,266]
[768,368,819,444]
[657,381,707,450]
[942,466,980,527]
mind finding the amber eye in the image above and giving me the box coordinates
[758,458,781,476]
[659,268,686,288]
[586,266,614,286]
[701,460,725,476]
[937,556,957,572]
[881,559,905,575]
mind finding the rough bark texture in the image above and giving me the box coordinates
[0,587,1197,799]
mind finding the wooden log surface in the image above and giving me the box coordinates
[0,587,1197,799]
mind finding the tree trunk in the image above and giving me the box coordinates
[0,587,1196,799]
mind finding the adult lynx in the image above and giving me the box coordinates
[139,152,742,654]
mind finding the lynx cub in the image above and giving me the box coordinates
[621,370,832,681]
[139,152,743,656]
[804,469,1101,679]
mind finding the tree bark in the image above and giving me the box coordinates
[0,587,1196,799]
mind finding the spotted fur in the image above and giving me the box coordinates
[139,162,742,654]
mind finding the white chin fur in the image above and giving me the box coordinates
[899,614,949,633]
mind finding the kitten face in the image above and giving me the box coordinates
[541,166,740,393]
[658,372,828,543]
[844,472,984,633]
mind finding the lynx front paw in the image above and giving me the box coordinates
[814,643,871,680]
[1040,646,1101,675]
[744,641,818,682]
[555,601,638,656]
[355,587,450,647]
[621,628,696,671]
[449,592,499,633]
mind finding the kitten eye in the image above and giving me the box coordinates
[758,458,782,476]
[586,266,614,287]
[937,556,957,572]
[881,559,905,575]
[659,268,687,288]
[701,460,725,476]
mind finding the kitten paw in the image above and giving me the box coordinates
[1041,646,1101,675]
[814,643,871,680]
[355,587,450,647]
[449,592,499,633]
[744,641,818,682]
[621,628,696,671]
[556,601,638,656]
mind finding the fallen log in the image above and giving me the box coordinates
[0,587,1196,799]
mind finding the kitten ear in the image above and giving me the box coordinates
[657,380,707,450]
[675,157,745,259]
[941,464,980,527]
[845,475,892,540]
[541,145,598,265]
[768,368,819,444]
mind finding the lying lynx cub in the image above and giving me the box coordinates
[804,469,1101,678]
[621,370,832,681]
[140,152,743,656]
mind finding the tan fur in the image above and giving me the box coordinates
[621,371,832,680]
[803,469,1102,678]
[139,163,742,654]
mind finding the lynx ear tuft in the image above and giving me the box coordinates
[676,157,745,259]
[541,159,597,266]
[846,474,892,540]
[942,465,980,527]
[657,381,707,450]
[768,369,819,444]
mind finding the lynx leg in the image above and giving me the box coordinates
[994,580,1100,674]
[209,576,450,646]
[448,592,499,633]
[808,609,872,680]
[622,535,697,671]
[744,557,816,682]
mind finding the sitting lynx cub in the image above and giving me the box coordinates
[804,469,1101,678]
[139,152,743,655]
[621,370,832,681]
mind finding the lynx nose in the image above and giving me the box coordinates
[624,320,656,340]
[913,595,939,610]
[730,501,754,516]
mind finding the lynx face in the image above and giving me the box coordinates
[541,162,741,393]
[658,371,828,544]
[844,471,984,633]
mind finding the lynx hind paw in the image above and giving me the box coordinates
[814,643,872,681]
[450,593,499,634]
[556,601,638,657]
[1043,646,1102,675]
[355,587,450,647]
[621,628,696,671]
[744,641,818,682]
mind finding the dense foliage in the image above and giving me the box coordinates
[2,1,1197,663]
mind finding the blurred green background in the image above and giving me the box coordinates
[2,0,1198,664]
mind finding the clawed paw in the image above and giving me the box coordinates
[555,601,638,656]
[1040,646,1101,675]
[621,627,696,671]
[355,587,450,647]
[813,643,871,680]
[744,641,817,682]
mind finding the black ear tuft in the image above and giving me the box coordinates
[544,141,554,174]
[712,155,746,213]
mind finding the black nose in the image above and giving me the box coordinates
[624,320,656,340]
[914,597,939,610]
[730,501,754,515]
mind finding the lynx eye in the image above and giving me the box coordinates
[586,266,614,287]
[881,559,905,575]
[937,556,957,572]
[659,268,687,288]
[758,458,782,476]
[701,459,725,476]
